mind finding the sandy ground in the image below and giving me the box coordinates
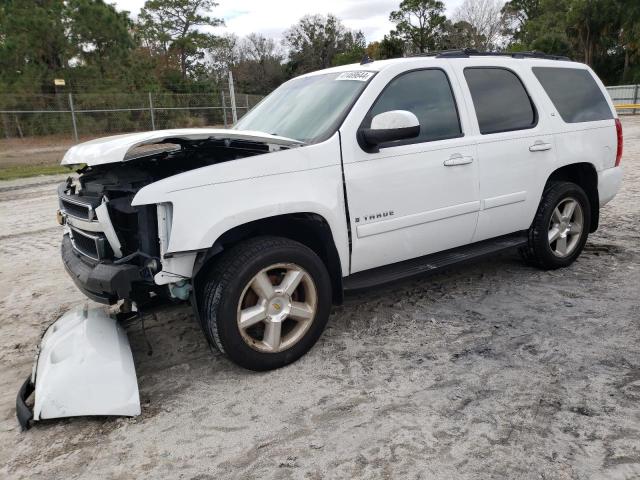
[1,118,639,479]
[0,136,79,167]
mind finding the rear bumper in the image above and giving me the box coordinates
[62,234,141,304]
[598,166,623,207]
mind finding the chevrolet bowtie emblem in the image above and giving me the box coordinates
[273,303,281,311]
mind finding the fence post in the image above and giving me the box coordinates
[634,84,639,115]
[68,93,79,142]
[228,71,237,124]
[1,114,10,139]
[245,94,249,115]
[148,92,156,130]
[221,91,228,128]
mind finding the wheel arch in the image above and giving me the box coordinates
[193,213,345,305]
[546,162,599,232]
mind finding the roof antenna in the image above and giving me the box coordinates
[360,54,374,65]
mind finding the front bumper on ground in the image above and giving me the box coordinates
[62,234,141,304]
[16,305,140,430]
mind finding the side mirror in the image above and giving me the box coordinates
[359,110,420,152]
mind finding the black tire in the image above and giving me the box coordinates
[199,236,332,371]
[521,181,591,270]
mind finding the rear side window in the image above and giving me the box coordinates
[532,67,613,123]
[366,69,462,145]
[464,67,536,134]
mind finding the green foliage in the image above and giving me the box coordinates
[389,0,447,54]
[1,0,638,105]
[503,0,640,84]
[138,0,223,80]
[0,164,71,181]
[283,14,366,75]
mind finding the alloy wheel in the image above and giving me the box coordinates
[548,197,584,257]
[236,263,317,353]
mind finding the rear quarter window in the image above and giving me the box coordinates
[532,67,613,123]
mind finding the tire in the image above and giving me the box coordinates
[521,181,591,270]
[198,236,332,371]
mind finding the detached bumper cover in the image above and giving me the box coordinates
[16,305,140,430]
[62,234,141,304]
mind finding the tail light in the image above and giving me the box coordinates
[615,118,623,167]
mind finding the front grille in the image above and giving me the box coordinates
[58,182,101,221]
[70,227,112,261]
[60,198,92,220]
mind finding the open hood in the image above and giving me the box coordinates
[61,128,303,167]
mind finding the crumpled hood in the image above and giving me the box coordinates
[60,128,302,166]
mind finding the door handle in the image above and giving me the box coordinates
[529,141,552,152]
[444,154,473,166]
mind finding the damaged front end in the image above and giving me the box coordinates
[57,129,299,307]
[17,129,300,429]
[16,305,140,430]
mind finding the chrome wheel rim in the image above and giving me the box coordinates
[236,263,317,353]
[548,197,584,257]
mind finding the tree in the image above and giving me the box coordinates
[454,0,506,50]
[283,14,365,74]
[439,20,478,50]
[389,0,447,54]
[66,0,134,79]
[138,0,223,79]
[233,34,286,93]
[378,35,406,59]
[0,0,69,93]
[501,0,640,85]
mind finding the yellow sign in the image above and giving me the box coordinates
[54,78,66,86]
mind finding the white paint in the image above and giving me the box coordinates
[132,133,351,277]
[598,166,623,206]
[32,305,140,421]
[60,128,302,166]
[75,55,621,284]
[370,110,419,130]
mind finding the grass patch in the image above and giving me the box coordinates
[0,164,72,181]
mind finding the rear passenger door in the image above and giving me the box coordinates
[458,65,557,242]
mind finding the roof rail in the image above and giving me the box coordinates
[412,48,572,61]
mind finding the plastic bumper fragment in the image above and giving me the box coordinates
[16,305,140,430]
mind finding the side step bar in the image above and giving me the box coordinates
[343,232,528,291]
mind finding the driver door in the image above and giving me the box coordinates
[341,67,480,273]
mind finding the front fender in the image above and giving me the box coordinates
[132,134,350,276]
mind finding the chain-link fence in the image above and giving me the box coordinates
[0,91,264,141]
[606,84,640,114]
[1,84,634,143]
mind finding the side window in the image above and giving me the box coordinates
[532,67,613,123]
[365,69,462,145]
[464,67,536,134]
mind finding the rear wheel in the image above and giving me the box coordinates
[522,181,591,270]
[199,236,331,371]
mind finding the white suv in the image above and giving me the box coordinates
[57,51,623,371]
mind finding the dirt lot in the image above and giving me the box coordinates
[1,118,639,479]
[0,136,79,168]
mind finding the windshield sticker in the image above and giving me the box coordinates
[335,71,375,82]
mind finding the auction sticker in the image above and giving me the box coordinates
[335,71,375,81]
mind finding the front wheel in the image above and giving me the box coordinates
[522,181,591,270]
[199,236,332,371]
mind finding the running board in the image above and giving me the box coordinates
[343,232,528,291]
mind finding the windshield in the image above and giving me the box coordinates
[234,71,375,143]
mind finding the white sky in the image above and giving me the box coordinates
[112,0,465,43]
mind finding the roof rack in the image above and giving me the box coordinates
[413,48,572,61]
